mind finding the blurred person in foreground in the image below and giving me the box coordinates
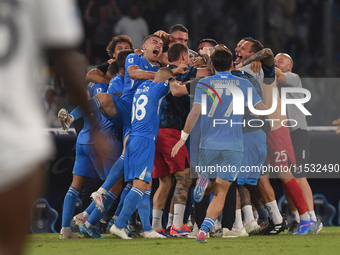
[0,0,90,254]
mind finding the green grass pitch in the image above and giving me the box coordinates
[25,227,340,255]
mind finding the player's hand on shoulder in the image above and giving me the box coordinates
[189,57,207,67]
[173,64,189,75]
[235,62,243,70]
[251,60,262,73]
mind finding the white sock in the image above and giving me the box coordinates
[113,215,118,220]
[166,213,174,229]
[308,211,317,221]
[152,209,163,230]
[291,210,300,223]
[98,187,107,195]
[242,205,255,225]
[265,200,282,225]
[300,212,310,221]
[62,227,71,230]
[253,209,259,220]
[85,221,95,229]
[174,204,186,228]
[233,209,243,230]
[82,211,90,220]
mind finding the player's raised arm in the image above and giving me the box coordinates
[127,65,157,80]
[236,47,274,69]
[169,79,189,97]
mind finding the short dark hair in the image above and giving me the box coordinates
[159,66,174,76]
[143,34,162,44]
[106,35,134,58]
[242,37,264,53]
[167,43,189,62]
[117,49,134,69]
[162,44,169,53]
[211,48,233,71]
[107,62,119,76]
[199,38,218,47]
[170,24,188,34]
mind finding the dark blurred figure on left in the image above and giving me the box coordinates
[0,0,90,254]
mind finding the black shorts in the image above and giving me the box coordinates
[290,129,310,178]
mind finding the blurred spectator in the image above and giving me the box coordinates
[266,0,296,53]
[115,4,149,48]
[84,0,120,65]
[43,86,62,128]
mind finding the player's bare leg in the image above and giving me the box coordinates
[206,178,231,220]
[170,168,192,236]
[152,174,174,235]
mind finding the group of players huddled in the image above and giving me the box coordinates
[58,24,323,242]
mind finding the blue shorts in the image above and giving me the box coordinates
[104,95,132,138]
[124,136,155,184]
[73,143,105,180]
[197,149,242,181]
[95,134,123,176]
[237,130,267,185]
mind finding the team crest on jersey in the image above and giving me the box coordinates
[128,58,134,63]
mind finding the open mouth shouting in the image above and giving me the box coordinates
[153,49,160,59]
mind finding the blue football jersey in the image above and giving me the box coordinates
[168,64,197,82]
[159,64,195,130]
[262,63,275,85]
[194,72,262,151]
[121,53,159,104]
[130,80,169,140]
[108,74,124,94]
[78,82,116,144]
[231,70,270,134]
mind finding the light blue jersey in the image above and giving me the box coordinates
[124,80,169,183]
[194,72,262,152]
[78,82,117,145]
[74,82,122,179]
[130,80,169,140]
[107,74,124,95]
[121,53,159,104]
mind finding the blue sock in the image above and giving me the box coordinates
[87,191,118,226]
[114,183,132,217]
[62,187,80,228]
[85,202,96,216]
[70,96,101,121]
[201,217,215,233]
[138,189,152,232]
[102,155,124,191]
[115,187,144,229]
[257,205,269,220]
